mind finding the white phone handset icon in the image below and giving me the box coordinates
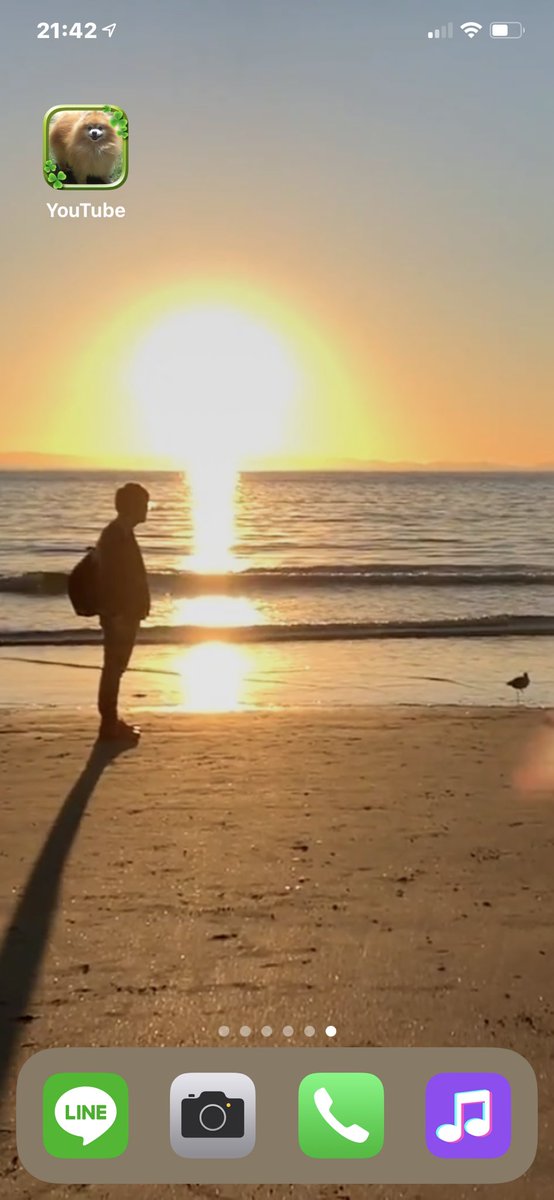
[313,1086,370,1144]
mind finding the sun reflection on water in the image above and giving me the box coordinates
[171,594,262,628]
[187,463,238,573]
[168,461,257,709]
[172,641,250,712]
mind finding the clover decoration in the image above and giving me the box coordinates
[44,158,67,189]
[102,106,129,139]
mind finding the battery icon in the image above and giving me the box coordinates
[490,21,525,38]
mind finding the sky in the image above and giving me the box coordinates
[1,0,553,469]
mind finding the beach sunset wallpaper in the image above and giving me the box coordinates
[1,0,553,1195]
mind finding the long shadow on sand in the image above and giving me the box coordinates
[0,739,135,1100]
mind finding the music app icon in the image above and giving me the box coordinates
[426,1073,511,1159]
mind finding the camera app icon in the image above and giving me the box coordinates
[170,1073,255,1158]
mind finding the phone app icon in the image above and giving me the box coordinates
[426,1072,511,1159]
[43,1072,129,1159]
[170,1072,255,1158]
[43,105,129,190]
[298,1072,384,1159]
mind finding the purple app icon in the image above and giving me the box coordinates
[426,1072,511,1159]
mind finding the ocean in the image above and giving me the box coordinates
[1,470,553,708]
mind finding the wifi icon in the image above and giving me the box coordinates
[460,21,483,38]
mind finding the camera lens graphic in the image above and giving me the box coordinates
[199,1102,228,1132]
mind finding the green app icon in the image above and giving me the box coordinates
[43,1072,129,1159]
[298,1072,384,1159]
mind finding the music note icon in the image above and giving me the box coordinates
[426,1073,511,1159]
[435,1088,492,1143]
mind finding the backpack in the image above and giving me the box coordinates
[67,548,99,617]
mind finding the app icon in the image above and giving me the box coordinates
[43,105,128,190]
[170,1072,255,1158]
[43,1072,129,1159]
[298,1072,384,1159]
[426,1072,511,1159]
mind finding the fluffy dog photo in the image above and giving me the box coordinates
[44,106,128,188]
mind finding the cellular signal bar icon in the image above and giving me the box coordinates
[428,22,454,39]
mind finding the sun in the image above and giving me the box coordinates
[125,299,302,572]
[126,303,301,469]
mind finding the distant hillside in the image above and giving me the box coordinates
[0,451,552,473]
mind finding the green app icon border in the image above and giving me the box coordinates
[43,1072,129,1159]
[298,1072,384,1159]
[43,104,129,191]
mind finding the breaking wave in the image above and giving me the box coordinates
[2,614,554,647]
[3,563,554,597]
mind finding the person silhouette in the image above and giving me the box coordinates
[96,483,150,740]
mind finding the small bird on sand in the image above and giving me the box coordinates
[507,671,530,702]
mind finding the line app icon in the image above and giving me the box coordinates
[43,1072,129,1159]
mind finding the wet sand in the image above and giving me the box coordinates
[1,707,553,1198]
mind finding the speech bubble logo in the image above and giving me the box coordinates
[54,1086,117,1146]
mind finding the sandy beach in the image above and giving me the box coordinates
[1,706,553,1198]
